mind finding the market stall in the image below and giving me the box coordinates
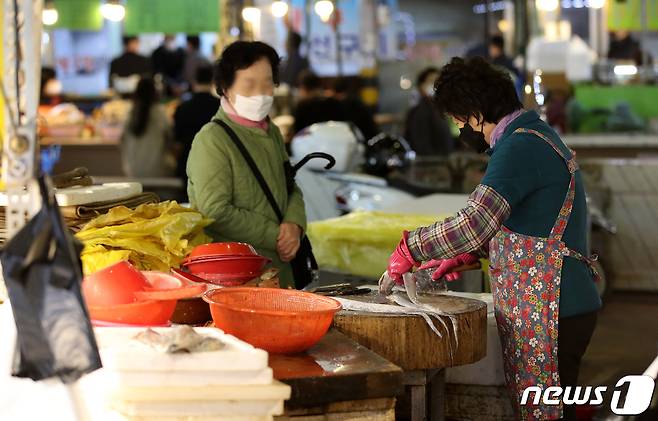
[3,1,611,420]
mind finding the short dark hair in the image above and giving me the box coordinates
[187,35,201,50]
[195,65,214,85]
[298,70,321,91]
[433,56,521,124]
[287,32,303,50]
[490,35,505,50]
[416,67,439,87]
[122,36,138,47]
[213,41,280,96]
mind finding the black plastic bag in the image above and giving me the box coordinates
[0,176,101,383]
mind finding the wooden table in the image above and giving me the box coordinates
[333,293,488,421]
[270,329,403,421]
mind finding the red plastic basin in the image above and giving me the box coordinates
[203,288,341,354]
[83,261,149,306]
[183,256,270,276]
[85,270,202,325]
[136,272,206,301]
[188,242,258,260]
[88,299,177,326]
[194,272,260,286]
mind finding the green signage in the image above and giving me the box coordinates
[575,85,658,119]
[608,0,658,31]
[124,0,220,34]
[52,0,103,31]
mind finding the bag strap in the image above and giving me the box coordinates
[212,119,284,222]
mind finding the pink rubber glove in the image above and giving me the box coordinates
[386,231,419,285]
[418,253,480,282]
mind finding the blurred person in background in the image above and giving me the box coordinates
[280,32,310,88]
[186,41,307,288]
[40,67,62,106]
[183,35,211,90]
[152,34,186,96]
[121,78,174,177]
[109,36,152,90]
[488,35,519,78]
[173,65,220,199]
[404,67,454,156]
[291,70,343,136]
[331,77,379,141]
[608,31,651,65]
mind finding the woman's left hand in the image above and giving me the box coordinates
[277,223,302,262]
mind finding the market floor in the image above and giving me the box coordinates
[579,291,658,387]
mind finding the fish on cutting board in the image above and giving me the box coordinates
[339,272,464,359]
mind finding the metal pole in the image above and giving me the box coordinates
[305,0,311,53]
[484,0,490,58]
[640,0,649,82]
[236,0,244,40]
[334,0,342,76]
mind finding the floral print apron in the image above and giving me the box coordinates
[488,128,599,420]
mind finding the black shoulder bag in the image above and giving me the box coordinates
[212,119,317,289]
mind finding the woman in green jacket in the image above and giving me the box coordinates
[186,41,306,288]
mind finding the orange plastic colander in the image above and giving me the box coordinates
[202,288,342,354]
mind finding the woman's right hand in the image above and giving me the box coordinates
[277,223,301,262]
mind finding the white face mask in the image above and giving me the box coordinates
[233,94,274,121]
[424,84,434,97]
[44,79,63,96]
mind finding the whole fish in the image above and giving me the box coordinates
[134,326,225,353]
[337,272,460,360]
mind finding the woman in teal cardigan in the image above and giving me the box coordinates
[387,57,600,421]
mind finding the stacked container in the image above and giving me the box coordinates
[83,327,291,421]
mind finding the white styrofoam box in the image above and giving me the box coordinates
[104,368,274,388]
[77,372,287,421]
[55,183,143,206]
[566,36,596,82]
[0,183,142,207]
[526,37,570,73]
[445,292,506,386]
[108,381,292,402]
[107,416,273,421]
[94,327,268,372]
[111,400,284,417]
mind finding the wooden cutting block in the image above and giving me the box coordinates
[109,381,291,402]
[333,293,487,370]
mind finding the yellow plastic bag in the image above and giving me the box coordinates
[307,211,448,279]
[76,201,213,275]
